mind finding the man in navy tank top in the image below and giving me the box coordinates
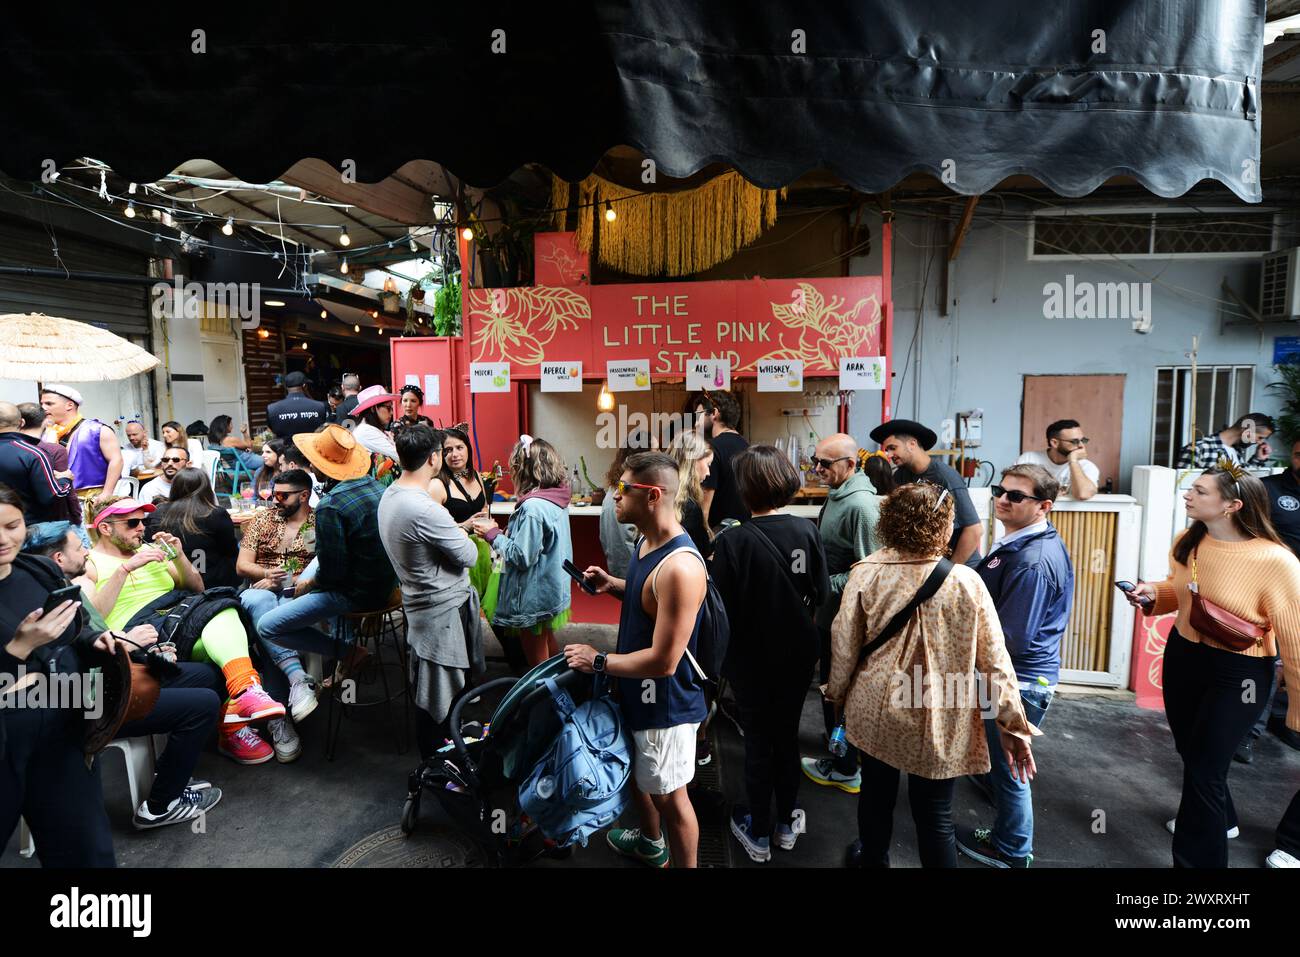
[565,451,708,868]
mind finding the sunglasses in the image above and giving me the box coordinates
[614,480,665,495]
[810,455,854,470]
[160,457,187,464]
[272,490,308,501]
[992,484,1048,504]
[109,517,146,528]
[1055,437,1090,446]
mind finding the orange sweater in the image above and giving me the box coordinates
[1152,532,1300,731]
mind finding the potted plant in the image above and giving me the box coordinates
[1267,362,1300,458]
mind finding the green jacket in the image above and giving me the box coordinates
[816,471,882,628]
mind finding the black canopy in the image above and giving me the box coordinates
[0,1,1265,199]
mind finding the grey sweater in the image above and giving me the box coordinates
[815,470,882,628]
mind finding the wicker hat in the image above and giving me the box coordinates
[292,423,371,481]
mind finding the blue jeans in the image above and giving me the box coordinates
[981,683,1053,859]
[255,588,358,656]
[241,588,300,667]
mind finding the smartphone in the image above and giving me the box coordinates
[1114,580,1153,606]
[42,583,83,616]
[562,559,598,595]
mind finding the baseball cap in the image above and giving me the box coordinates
[284,371,307,388]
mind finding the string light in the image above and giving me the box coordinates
[354,323,360,333]
[124,201,136,219]
[257,328,270,339]
[378,326,384,335]
[461,225,474,241]
[597,382,615,411]
[320,309,328,319]
[264,300,285,307]
[371,310,379,319]
[339,227,351,247]
[222,218,234,236]
[409,236,419,253]
[604,201,616,222]
[301,341,309,350]
[340,258,348,274]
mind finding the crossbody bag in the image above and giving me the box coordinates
[852,557,954,672]
[1188,549,1268,652]
[742,520,816,609]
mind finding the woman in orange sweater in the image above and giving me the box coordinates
[1126,465,1300,868]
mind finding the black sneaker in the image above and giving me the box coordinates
[132,786,223,830]
[1233,738,1255,764]
[956,826,1032,868]
[696,736,713,767]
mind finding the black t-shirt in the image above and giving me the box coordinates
[704,431,750,527]
[0,566,74,647]
[710,514,829,681]
[680,497,711,557]
[266,392,331,438]
[147,505,241,589]
[893,458,983,565]
[334,395,359,424]
[1262,469,1300,559]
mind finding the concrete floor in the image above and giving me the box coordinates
[5,623,1297,869]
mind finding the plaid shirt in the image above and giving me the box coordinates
[313,476,396,607]
[1175,434,1269,470]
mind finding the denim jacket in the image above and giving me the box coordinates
[483,485,573,628]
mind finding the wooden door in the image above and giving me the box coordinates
[1021,374,1125,491]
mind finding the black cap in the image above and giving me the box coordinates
[869,418,938,451]
[284,371,307,388]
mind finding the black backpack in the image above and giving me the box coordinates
[647,544,730,689]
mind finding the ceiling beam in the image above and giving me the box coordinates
[947,195,980,261]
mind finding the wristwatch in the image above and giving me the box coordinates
[593,652,607,673]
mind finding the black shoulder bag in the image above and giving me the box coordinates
[743,520,816,609]
[852,558,954,671]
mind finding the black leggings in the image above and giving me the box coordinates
[1162,629,1275,868]
[733,662,814,835]
[857,752,956,867]
[1278,788,1300,858]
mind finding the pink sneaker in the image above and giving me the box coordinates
[224,684,285,724]
[218,726,274,765]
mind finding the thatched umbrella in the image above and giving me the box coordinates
[0,312,161,383]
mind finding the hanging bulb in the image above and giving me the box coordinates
[339,227,351,247]
[257,328,270,339]
[378,326,384,336]
[340,258,349,274]
[604,200,616,222]
[371,310,379,319]
[127,182,138,195]
[409,236,419,253]
[320,309,327,319]
[461,225,474,242]
[354,323,360,333]
[301,341,309,350]
[597,382,615,412]
[124,201,136,219]
[222,218,234,236]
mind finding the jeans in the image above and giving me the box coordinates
[857,751,957,867]
[0,703,116,867]
[818,624,859,775]
[241,588,300,667]
[732,660,815,835]
[1162,629,1275,868]
[255,588,358,656]
[979,683,1053,858]
[116,662,222,807]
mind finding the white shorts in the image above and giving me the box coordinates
[632,723,700,795]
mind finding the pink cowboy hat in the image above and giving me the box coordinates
[350,384,400,418]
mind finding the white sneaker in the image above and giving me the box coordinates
[774,809,807,851]
[1266,848,1299,868]
[1165,818,1239,839]
[288,678,318,723]
[268,717,302,763]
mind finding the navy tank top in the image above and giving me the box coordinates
[615,532,708,731]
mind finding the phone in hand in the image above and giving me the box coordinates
[1114,580,1153,607]
[563,559,598,595]
[42,583,83,616]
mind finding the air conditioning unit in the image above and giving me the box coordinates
[1259,248,1300,320]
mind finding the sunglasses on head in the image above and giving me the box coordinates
[614,480,665,495]
[992,484,1048,504]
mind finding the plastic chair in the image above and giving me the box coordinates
[322,591,411,761]
[214,447,257,496]
[200,449,221,487]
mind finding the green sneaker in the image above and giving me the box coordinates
[606,827,670,868]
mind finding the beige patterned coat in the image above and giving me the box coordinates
[828,548,1039,779]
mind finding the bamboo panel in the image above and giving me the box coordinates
[1050,511,1117,675]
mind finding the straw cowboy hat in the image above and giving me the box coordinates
[293,423,372,481]
[351,384,400,418]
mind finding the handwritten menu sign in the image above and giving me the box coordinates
[756,360,803,392]
[469,362,511,394]
[540,361,583,392]
[839,356,886,390]
[686,358,730,391]
[607,359,652,392]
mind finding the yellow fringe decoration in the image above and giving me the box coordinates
[549,176,571,231]
[566,171,782,277]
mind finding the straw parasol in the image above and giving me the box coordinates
[0,312,162,382]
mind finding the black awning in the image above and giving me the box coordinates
[0,1,1265,200]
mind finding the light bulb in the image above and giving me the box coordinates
[378,326,384,336]
[339,227,351,247]
[409,236,419,253]
[301,341,308,350]
[257,328,270,339]
[320,309,327,319]
[461,226,474,241]
[354,324,360,333]
[124,202,136,219]
[222,218,234,236]
[604,201,615,222]
[597,383,615,412]
[340,258,348,274]
[371,310,379,319]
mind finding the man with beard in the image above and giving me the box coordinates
[236,468,318,762]
[139,446,190,501]
[23,521,224,829]
[694,391,749,528]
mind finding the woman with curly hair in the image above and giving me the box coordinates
[828,482,1037,868]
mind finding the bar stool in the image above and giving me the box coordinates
[322,590,411,760]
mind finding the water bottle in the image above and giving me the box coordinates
[829,723,849,757]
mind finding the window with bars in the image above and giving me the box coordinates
[1150,365,1256,468]
[1031,210,1276,260]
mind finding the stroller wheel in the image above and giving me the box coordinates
[401,795,420,836]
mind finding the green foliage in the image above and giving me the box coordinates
[1266,362,1300,452]
[433,278,462,337]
